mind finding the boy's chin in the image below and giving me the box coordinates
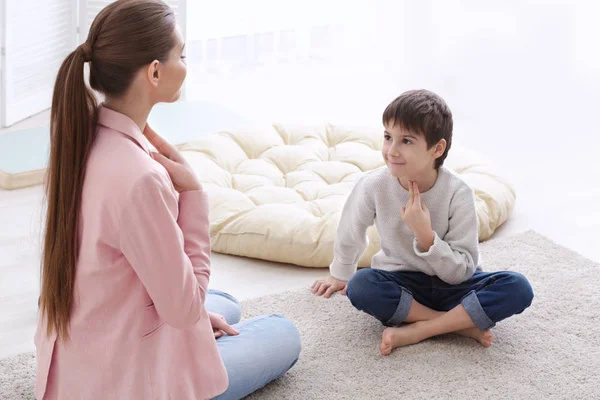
[386,165,407,179]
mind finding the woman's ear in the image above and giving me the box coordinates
[433,139,447,159]
[146,60,161,88]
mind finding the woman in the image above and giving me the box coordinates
[35,1,300,399]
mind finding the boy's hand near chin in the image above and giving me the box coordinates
[401,181,434,251]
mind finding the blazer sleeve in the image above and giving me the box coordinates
[119,171,211,329]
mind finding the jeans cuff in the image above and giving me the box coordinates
[386,288,413,326]
[461,290,495,331]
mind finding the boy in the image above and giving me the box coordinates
[312,90,533,355]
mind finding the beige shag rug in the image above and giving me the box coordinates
[1,231,599,399]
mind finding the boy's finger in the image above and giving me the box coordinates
[317,283,330,296]
[312,281,324,293]
[324,286,336,299]
[311,279,324,290]
[408,181,414,206]
[312,282,320,294]
[340,286,347,296]
[311,282,319,293]
[413,181,421,203]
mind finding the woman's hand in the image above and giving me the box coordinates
[208,312,239,338]
[143,124,202,193]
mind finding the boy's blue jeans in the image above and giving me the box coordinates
[346,269,534,330]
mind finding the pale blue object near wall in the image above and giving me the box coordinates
[0,126,50,175]
[147,101,249,146]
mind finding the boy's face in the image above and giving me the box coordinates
[382,122,443,179]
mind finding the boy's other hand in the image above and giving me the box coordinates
[401,181,434,249]
[312,276,348,298]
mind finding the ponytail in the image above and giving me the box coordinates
[40,44,97,340]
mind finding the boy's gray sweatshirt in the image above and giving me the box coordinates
[330,166,481,285]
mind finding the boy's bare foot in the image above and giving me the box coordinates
[380,323,494,355]
[380,323,425,355]
[455,327,493,347]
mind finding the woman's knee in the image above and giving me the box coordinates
[256,314,301,365]
[207,290,242,325]
[247,314,299,348]
[275,315,301,358]
[214,315,300,400]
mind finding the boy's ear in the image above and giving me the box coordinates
[432,139,447,159]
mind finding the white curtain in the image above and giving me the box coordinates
[0,0,77,127]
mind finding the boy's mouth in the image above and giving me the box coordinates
[387,160,406,166]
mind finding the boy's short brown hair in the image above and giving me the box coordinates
[382,89,453,169]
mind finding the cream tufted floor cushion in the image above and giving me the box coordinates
[179,124,515,268]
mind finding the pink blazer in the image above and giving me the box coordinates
[35,106,228,399]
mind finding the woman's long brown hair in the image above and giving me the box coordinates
[40,0,176,340]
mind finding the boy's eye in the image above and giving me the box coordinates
[402,139,412,144]
[384,134,392,141]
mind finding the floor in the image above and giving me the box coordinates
[1,87,599,360]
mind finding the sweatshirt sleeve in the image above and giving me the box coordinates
[329,175,376,281]
[413,185,479,284]
[119,171,211,329]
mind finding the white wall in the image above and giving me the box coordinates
[183,0,600,129]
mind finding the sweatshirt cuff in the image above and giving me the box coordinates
[329,259,357,281]
[413,231,445,261]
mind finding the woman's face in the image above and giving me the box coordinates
[151,25,187,103]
